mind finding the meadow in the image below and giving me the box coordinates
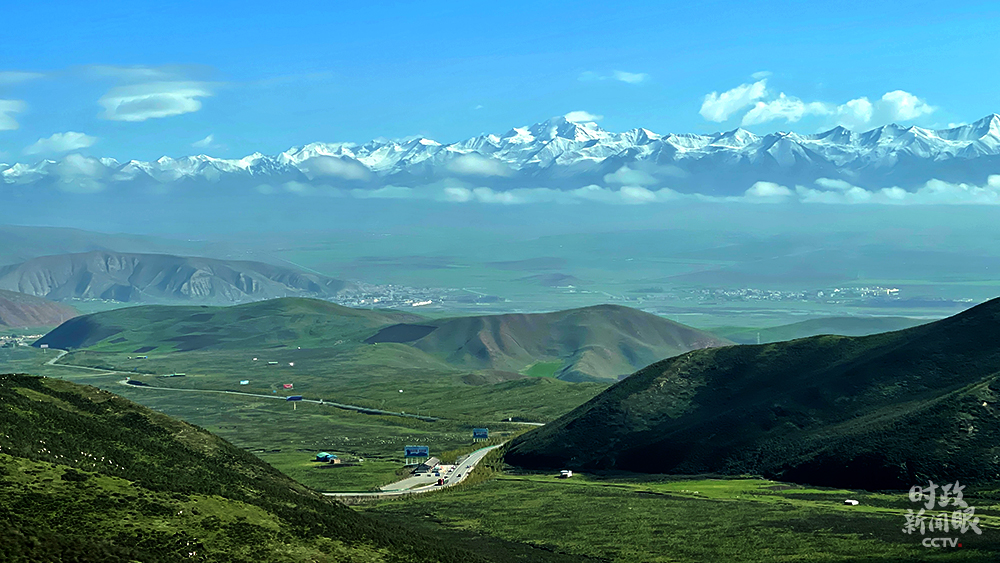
[0,346,556,492]
[363,469,1000,562]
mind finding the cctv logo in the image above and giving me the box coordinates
[922,538,961,548]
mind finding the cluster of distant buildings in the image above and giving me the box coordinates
[632,286,903,304]
[0,334,44,348]
[332,282,447,309]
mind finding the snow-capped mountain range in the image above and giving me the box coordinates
[3,114,1000,196]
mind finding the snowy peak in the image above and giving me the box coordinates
[4,114,1000,191]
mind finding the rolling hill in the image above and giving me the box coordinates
[34,297,421,352]
[505,297,1000,490]
[0,373,482,562]
[711,316,931,344]
[366,304,731,382]
[0,289,77,328]
[0,250,350,304]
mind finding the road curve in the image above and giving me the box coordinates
[323,443,504,498]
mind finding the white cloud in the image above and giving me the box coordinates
[580,71,651,84]
[742,94,831,126]
[471,187,523,204]
[86,65,177,81]
[612,71,649,84]
[53,154,107,193]
[700,75,937,130]
[443,187,473,202]
[283,181,314,194]
[99,81,213,121]
[299,156,371,181]
[740,90,930,129]
[0,99,27,130]
[795,176,1000,205]
[619,186,658,203]
[278,180,344,196]
[24,132,97,155]
[192,134,214,148]
[351,186,416,199]
[446,153,513,177]
[813,178,855,191]
[744,181,794,200]
[603,165,658,186]
[751,71,773,80]
[564,110,603,123]
[700,80,768,122]
[834,97,874,129]
[0,71,44,85]
[878,90,935,121]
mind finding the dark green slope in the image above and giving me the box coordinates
[368,304,731,382]
[34,297,423,352]
[506,297,1000,490]
[0,374,482,563]
[713,316,931,344]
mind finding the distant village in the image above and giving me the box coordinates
[0,333,45,348]
[331,282,503,309]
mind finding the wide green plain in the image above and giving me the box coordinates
[364,470,1000,562]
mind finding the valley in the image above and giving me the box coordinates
[8,293,1000,561]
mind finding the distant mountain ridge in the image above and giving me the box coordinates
[366,304,732,381]
[36,298,729,381]
[3,114,1000,195]
[0,251,350,304]
[712,316,931,344]
[505,297,1000,489]
[0,289,77,328]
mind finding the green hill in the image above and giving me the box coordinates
[34,297,422,352]
[505,297,1000,490]
[366,304,731,382]
[712,316,931,344]
[0,373,483,562]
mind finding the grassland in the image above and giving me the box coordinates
[0,345,556,492]
[0,374,495,563]
[521,360,563,378]
[363,471,1000,562]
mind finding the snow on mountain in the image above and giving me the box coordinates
[4,114,1000,195]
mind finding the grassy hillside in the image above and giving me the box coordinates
[368,304,731,381]
[0,373,493,562]
[506,297,1000,490]
[34,297,422,352]
[712,316,931,344]
[0,289,77,328]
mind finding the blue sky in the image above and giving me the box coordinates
[2,0,999,162]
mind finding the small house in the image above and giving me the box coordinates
[559,470,573,478]
[315,452,339,463]
[414,457,440,474]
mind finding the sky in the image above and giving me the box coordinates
[2,0,999,163]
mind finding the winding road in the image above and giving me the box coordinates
[41,348,438,421]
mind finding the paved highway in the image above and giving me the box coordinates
[324,443,504,498]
